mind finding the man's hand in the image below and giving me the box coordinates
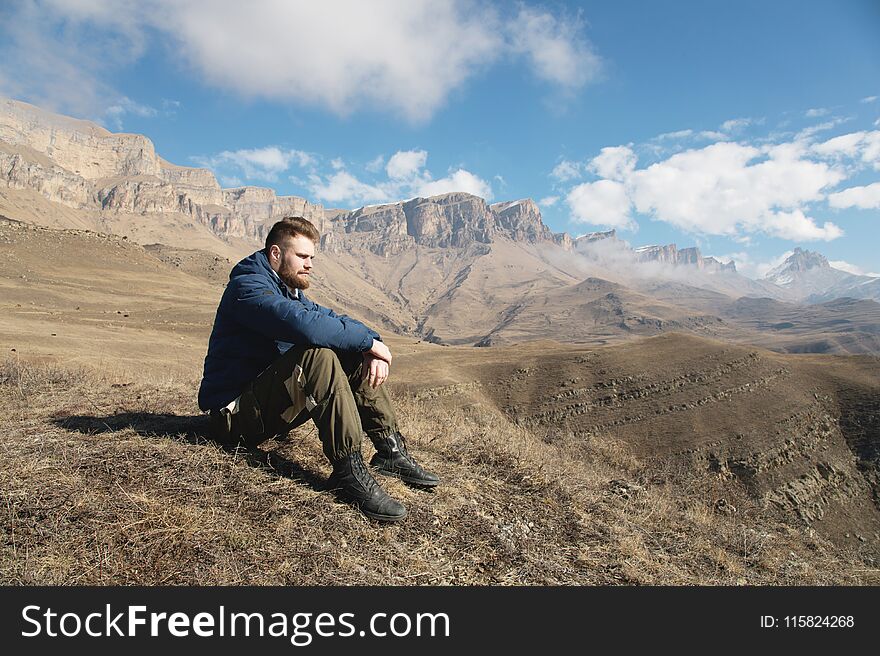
[362,354,390,388]
[367,339,392,364]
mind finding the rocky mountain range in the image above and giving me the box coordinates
[2,96,879,354]
[764,247,880,303]
[634,242,736,273]
[0,98,323,246]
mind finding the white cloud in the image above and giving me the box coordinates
[307,171,389,205]
[538,195,559,207]
[806,107,830,118]
[507,7,602,91]
[812,131,868,158]
[829,260,880,277]
[566,179,634,229]
[104,96,157,129]
[656,129,693,141]
[305,149,492,207]
[551,159,583,182]
[828,182,880,209]
[861,96,878,104]
[386,149,428,180]
[415,169,493,200]
[560,131,854,241]
[713,251,753,275]
[219,174,242,188]
[795,117,850,141]
[762,209,843,241]
[813,130,880,170]
[588,146,636,181]
[626,142,845,241]
[330,158,345,170]
[194,146,313,182]
[652,128,730,145]
[365,155,385,173]
[720,117,754,133]
[1,0,603,123]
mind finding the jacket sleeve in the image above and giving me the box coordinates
[228,275,375,352]
[301,293,381,342]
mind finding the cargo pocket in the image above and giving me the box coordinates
[237,387,265,441]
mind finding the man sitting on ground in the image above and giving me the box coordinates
[198,216,438,522]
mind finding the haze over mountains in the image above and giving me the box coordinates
[2,96,879,354]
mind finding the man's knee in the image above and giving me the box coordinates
[304,346,345,375]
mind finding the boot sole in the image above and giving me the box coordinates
[359,505,408,522]
[373,468,440,488]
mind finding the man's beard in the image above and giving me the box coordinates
[278,259,310,290]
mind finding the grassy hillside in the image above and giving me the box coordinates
[1,356,873,585]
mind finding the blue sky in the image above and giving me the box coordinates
[1,0,879,277]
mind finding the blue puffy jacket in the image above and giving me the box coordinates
[198,249,379,410]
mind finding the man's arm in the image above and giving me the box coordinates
[300,293,381,341]
[229,276,375,352]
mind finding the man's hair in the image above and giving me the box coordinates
[265,216,320,251]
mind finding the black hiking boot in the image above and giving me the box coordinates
[327,451,407,522]
[369,431,440,488]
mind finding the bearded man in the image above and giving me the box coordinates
[198,216,438,522]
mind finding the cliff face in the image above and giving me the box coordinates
[327,194,566,256]
[635,243,679,265]
[221,187,324,242]
[491,199,553,243]
[634,243,736,273]
[0,97,324,242]
[1,143,95,208]
[405,193,495,247]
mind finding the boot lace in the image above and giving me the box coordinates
[352,452,380,494]
[393,433,431,474]
[393,432,411,457]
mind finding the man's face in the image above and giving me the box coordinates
[270,234,316,290]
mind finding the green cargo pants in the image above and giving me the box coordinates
[209,346,399,463]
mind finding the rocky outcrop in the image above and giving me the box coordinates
[159,159,224,207]
[764,248,831,286]
[762,248,877,301]
[704,256,737,273]
[576,229,616,244]
[490,199,553,243]
[330,193,560,253]
[635,244,679,265]
[325,202,413,255]
[404,193,495,247]
[553,232,574,251]
[1,98,160,179]
[221,186,324,242]
[0,143,94,208]
[0,97,324,243]
[635,242,735,273]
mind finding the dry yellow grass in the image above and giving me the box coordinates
[1,356,872,586]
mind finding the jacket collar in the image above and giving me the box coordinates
[231,249,299,299]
